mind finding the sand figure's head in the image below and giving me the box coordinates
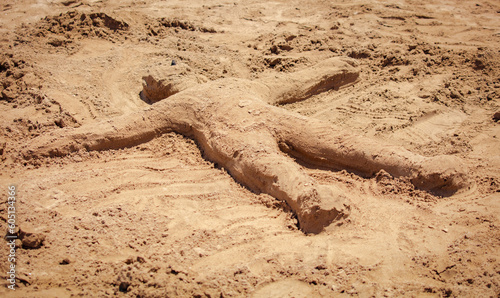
[140,61,208,104]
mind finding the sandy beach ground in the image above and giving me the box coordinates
[0,0,499,296]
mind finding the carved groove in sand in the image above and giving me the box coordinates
[23,57,469,233]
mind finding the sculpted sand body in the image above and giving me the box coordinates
[24,57,468,233]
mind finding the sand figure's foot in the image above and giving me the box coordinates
[412,155,470,196]
[296,185,350,234]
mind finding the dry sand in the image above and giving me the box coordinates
[0,0,499,297]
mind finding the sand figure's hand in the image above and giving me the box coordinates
[22,129,87,159]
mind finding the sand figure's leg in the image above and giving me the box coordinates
[256,57,467,195]
[233,150,350,234]
[23,106,186,159]
[196,132,349,233]
[275,116,468,195]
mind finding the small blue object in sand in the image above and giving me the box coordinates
[171,60,177,66]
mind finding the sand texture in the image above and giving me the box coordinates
[0,0,499,297]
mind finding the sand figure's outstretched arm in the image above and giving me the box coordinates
[23,96,196,157]
[262,57,360,105]
[22,57,469,233]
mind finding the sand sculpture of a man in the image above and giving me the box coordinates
[23,57,468,233]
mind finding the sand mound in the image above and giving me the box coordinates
[31,11,129,41]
